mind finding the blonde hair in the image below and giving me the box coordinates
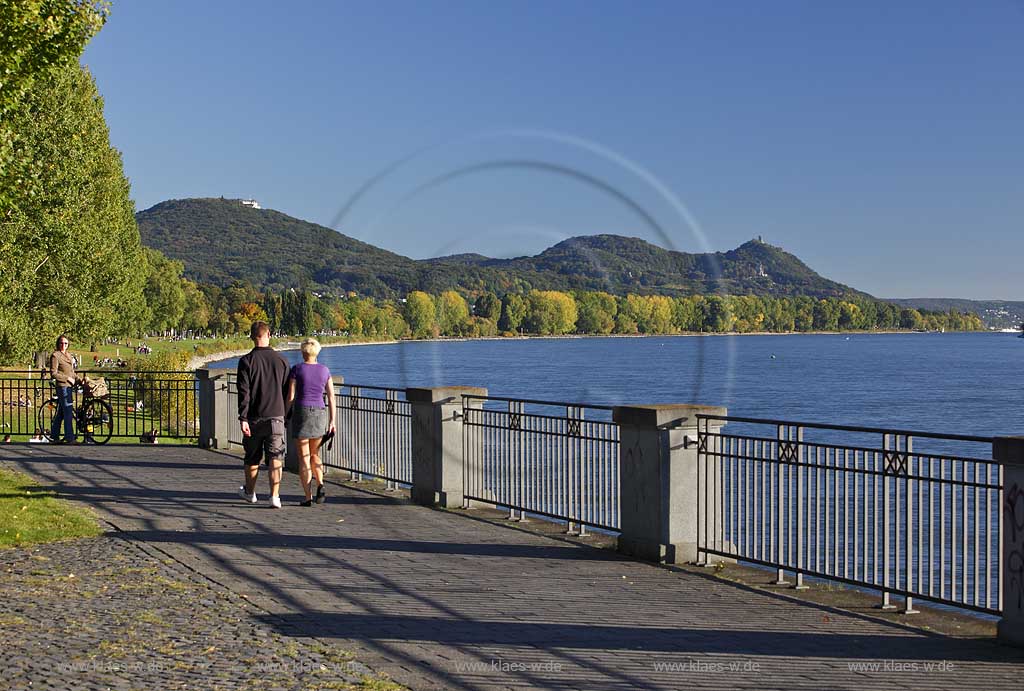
[300,337,322,360]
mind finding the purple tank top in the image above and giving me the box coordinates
[290,362,331,408]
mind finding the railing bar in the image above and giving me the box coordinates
[462,393,615,411]
[700,436,996,472]
[833,445,840,576]
[937,457,945,601]
[696,414,993,444]
[693,454,999,492]
[736,436,743,557]
[921,450,929,601]
[846,447,853,581]
[985,460,992,610]
[998,462,1004,612]
[962,459,968,604]
[974,459,980,607]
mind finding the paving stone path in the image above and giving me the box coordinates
[3,443,1024,691]
[0,535,392,691]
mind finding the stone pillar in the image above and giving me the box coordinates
[613,404,726,564]
[408,386,487,508]
[197,368,232,450]
[996,436,1024,647]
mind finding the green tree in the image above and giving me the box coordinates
[437,290,470,336]
[672,296,702,332]
[575,292,617,334]
[498,293,527,333]
[899,308,924,330]
[473,292,501,321]
[644,295,674,333]
[405,291,437,338]
[1,1,110,214]
[263,290,282,332]
[0,62,145,363]
[702,296,731,332]
[524,290,576,335]
[813,299,840,331]
[141,247,186,333]
[792,296,815,331]
[180,279,210,334]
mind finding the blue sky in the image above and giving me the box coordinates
[81,1,1023,300]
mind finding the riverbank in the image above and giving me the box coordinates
[186,337,399,369]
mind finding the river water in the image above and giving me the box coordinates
[213,332,1024,436]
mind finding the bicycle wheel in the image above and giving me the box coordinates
[79,399,113,445]
[38,398,61,442]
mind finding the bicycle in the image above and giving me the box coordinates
[38,378,114,445]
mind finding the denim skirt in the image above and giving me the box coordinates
[292,405,328,439]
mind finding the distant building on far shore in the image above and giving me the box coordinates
[240,199,261,209]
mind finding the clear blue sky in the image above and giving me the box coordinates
[81,1,1023,300]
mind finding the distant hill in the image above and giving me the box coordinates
[886,298,1024,329]
[136,197,869,299]
[463,234,867,298]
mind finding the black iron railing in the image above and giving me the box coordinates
[696,414,1001,614]
[0,370,198,441]
[461,394,620,533]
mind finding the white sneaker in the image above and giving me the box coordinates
[270,495,282,509]
[239,486,257,504]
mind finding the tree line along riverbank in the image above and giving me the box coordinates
[3,289,983,373]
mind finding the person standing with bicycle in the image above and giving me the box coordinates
[49,334,77,444]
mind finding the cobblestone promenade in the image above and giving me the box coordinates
[3,444,1024,691]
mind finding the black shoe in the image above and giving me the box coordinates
[299,499,313,507]
[314,484,325,504]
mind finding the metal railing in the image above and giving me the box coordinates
[226,373,243,447]
[328,384,412,486]
[225,375,412,485]
[461,394,621,533]
[0,370,198,441]
[696,414,1002,614]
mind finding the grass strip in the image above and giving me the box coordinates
[0,468,101,548]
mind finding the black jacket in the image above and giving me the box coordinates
[236,347,289,421]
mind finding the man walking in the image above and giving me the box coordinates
[236,321,290,508]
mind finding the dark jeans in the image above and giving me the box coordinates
[52,385,76,442]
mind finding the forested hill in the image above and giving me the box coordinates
[137,197,868,299]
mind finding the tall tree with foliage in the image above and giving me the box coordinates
[405,291,437,338]
[180,279,210,333]
[436,290,470,336]
[1,1,110,215]
[473,292,501,322]
[141,247,185,333]
[575,291,617,334]
[498,294,527,333]
[0,62,145,362]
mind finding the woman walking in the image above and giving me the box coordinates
[286,338,336,506]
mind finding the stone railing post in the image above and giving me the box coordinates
[408,386,487,509]
[198,368,232,450]
[996,436,1024,647]
[613,403,726,564]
